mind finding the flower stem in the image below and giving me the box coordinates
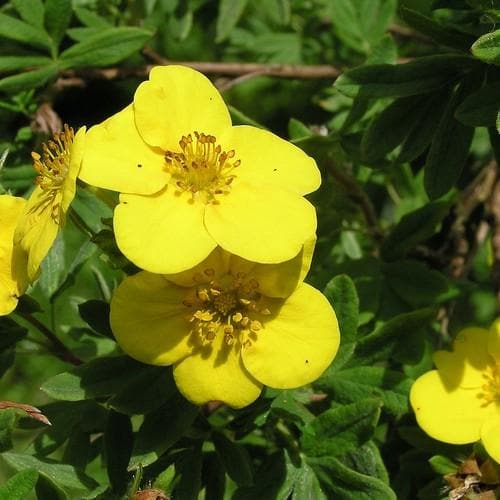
[69,207,95,239]
[15,311,82,366]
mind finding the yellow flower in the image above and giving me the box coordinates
[14,125,86,282]
[410,319,500,463]
[0,195,28,315]
[79,65,320,274]
[110,245,339,408]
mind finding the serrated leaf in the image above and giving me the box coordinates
[472,29,500,65]
[0,65,58,94]
[301,399,381,457]
[12,0,44,27]
[0,469,38,500]
[353,308,435,365]
[0,13,52,51]
[455,82,500,126]
[60,27,152,69]
[323,275,359,368]
[216,0,249,42]
[307,456,397,499]
[213,432,253,486]
[334,55,476,98]
[44,0,73,49]
[381,197,454,261]
[424,85,474,199]
[2,453,98,492]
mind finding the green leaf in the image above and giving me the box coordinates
[130,394,198,468]
[381,197,454,261]
[323,275,359,368]
[228,105,266,129]
[174,447,203,500]
[41,356,152,401]
[216,0,249,42]
[213,432,253,486]
[361,95,429,161]
[472,29,500,65]
[424,85,475,199]
[397,89,449,162]
[44,0,73,49]
[78,300,113,338]
[0,65,58,94]
[352,308,435,365]
[455,82,500,126]
[307,456,397,499]
[398,7,474,50]
[288,118,312,140]
[428,455,457,475]
[497,110,500,133]
[0,469,39,500]
[2,453,98,493]
[301,399,381,457]
[317,366,413,417]
[344,441,390,484]
[334,55,476,98]
[0,409,17,452]
[74,7,112,28]
[60,27,152,69]
[325,0,396,54]
[12,0,44,27]
[105,411,133,495]
[270,390,315,426]
[0,13,52,51]
[0,317,27,351]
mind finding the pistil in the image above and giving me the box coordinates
[478,361,500,407]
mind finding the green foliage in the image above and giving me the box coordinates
[1,0,499,498]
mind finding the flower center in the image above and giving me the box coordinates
[478,361,500,407]
[182,270,270,346]
[30,125,74,223]
[164,131,240,204]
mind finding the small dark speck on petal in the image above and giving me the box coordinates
[273,168,278,172]
[137,164,142,168]
[305,359,309,364]
[123,201,128,205]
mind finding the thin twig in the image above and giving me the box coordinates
[15,311,82,366]
[0,400,51,425]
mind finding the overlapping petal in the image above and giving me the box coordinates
[114,187,217,274]
[223,125,321,195]
[110,272,192,365]
[79,106,167,195]
[410,370,490,444]
[0,195,28,315]
[241,283,339,388]
[205,182,316,264]
[134,65,232,151]
[173,332,262,408]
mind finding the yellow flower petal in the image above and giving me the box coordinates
[410,370,491,444]
[248,235,316,298]
[205,182,316,264]
[79,105,168,195]
[224,125,321,195]
[481,417,500,464]
[173,330,262,409]
[488,318,500,362]
[0,195,28,315]
[14,186,59,282]
[134,65,231,151]
[114,187,217,274]
[165,247,231,288]
[61,126,86,212]
[110,272,192,365]
[433,327,491,389]
[241,283,339,388]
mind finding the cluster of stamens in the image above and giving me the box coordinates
[165,132,240,203]
[478,361,500,407]
[30,124,74,223]
[182,269,271,347]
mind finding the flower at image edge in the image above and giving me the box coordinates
[410,318,500,463]
[78,65,320,274]
[14,125,86,282]
[109,246,340,408]
[0,195,28,315]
